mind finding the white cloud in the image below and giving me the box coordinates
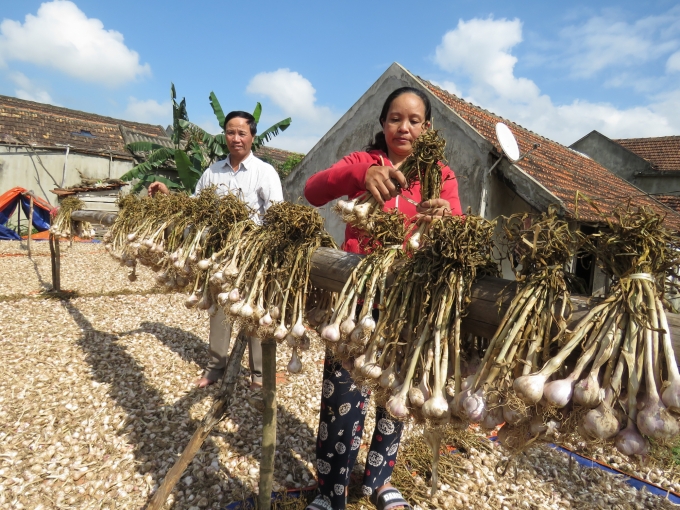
[0,1,150,86]
[560,12,680,78]
[9,71,55,104]
[429,79,462,98]
[668,51,680,73]
[123,97,171,125]
[435,18,540,103]
[247,68,334,124]
[432,16,680,145]
[246,68,338,152]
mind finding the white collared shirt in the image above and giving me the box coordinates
[194,152,283,223]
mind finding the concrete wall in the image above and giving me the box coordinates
[570,131,680,198]
[284,63,495,244]
[0,145,133,205]
[484,172,537,280]
[633,174,680,195]
[570,131,651,183]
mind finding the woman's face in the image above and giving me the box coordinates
[381,92,428,160]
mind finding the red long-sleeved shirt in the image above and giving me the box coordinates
[304,150,462,253]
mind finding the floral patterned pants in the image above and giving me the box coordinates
[314,355,404,509]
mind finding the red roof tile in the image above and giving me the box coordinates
[419,79,680,228]
[0,94,168,159]
[612,136,680,172]
[654,194,680,213]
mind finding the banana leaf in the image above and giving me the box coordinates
[210,91,226,128]
[253,117,291,149]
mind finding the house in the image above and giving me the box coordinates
[570,132,680,212]
[284,63,680,291]
[0,94,302,206]
[0,94,171,205]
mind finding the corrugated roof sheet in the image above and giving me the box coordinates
[419,78,680,228]
[613,135,680,172]
[0,94,168,159]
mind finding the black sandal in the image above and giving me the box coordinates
[305,494,333,510]
[369,487,413,510]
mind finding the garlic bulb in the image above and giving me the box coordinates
[197,259,212,271]
[287,348,302,374]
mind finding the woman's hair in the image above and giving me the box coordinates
[365,87,432,153]
[224,111,258,136]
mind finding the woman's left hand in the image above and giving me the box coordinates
[416,198,452,223]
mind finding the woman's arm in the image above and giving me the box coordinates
[304,153,375,207]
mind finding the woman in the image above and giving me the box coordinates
[303,87,462,510]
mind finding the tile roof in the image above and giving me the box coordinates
[0,94,168,159]
[612,135,680,172]
[254,146,303,166]
[419,79,680,228]
[654,194,680,213]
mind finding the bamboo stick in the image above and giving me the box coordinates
[49,234,61,291]
[28,196,34,256]
[258,338,277,510]
[145,335,248,510]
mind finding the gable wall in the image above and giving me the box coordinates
[570,131,651,182]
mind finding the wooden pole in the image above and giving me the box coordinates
[27,196,34,256]
[258,339,277,510]
[49,233,61,292]
[16,200,20,237]
[146,335,248,510]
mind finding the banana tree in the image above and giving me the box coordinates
[121,84,291,193]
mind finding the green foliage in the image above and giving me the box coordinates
[278,153,304,179]
[122,84,292,194]
[259,152,304,180]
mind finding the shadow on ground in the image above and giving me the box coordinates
[59,300,317,508]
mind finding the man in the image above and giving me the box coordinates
[149,111,283,389]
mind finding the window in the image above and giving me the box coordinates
[71,130,96,138]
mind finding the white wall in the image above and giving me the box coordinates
[0,145,133,205]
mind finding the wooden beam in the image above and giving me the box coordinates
[71,210,118,226]
[308,247,680,363]
[62,220,680,362]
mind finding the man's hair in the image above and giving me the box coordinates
[223,111,257,136]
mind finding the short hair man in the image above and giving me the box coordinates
[150,111,283,389]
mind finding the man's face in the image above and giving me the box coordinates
[225,117,254,161]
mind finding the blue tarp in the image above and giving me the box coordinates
[548,443,680,504]
[0,186,52,234]
[19,194,51,231]
[0,224,21,240]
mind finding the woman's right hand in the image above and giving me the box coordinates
[365,165,407,205]
[148,182,170,197]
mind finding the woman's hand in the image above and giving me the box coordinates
[365,165,407,205]
[416,199,451,223]
[148,182,170,197]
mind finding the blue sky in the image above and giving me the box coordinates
[0,0,679,152]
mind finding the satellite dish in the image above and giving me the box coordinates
[495,122,520,162]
